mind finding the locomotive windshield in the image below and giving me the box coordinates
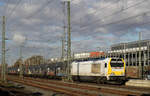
[110,58,124,67]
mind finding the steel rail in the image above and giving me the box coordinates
[24,77,143,96]
[8,76,145,96]
[8,77,99,96]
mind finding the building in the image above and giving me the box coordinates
[73,51,105,59]
[108,39,150,67]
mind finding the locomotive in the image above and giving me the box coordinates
[71,57,126,83]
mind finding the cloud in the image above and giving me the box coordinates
[1,0,150,65]
[13,33,26,45]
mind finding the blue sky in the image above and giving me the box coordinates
[0,1,4,6]
[0,0,150,65]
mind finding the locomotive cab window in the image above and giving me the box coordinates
[110,58,124,67]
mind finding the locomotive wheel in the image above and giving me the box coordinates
[77,76,81,82]
[96,77,106,84]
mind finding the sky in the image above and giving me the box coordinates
[0,0,150,65]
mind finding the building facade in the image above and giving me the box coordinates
[109,39,150,67]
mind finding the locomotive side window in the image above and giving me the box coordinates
[105,63,107,68]
[91,64,100,73]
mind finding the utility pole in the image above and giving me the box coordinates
[61,37,65,60]
[148,42,150,66]
[1,16,6,83]
[124,43,126,62]
[62,1,67,77]
[67,0,72,81]
[19,45,23,78]
[62,1,66,61]
[61,35,65,74]
[139,32,142,79]
[61,36,64,80]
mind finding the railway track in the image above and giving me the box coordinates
[22,77,150,95]
[83,82,150,93]
[8,76,149,96]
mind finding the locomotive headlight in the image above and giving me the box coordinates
[121,72,124,75]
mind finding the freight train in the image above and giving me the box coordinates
[8,57,126,84]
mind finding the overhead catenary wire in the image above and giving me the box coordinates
[76,13,150,38]
[26,0,55,19]
[114,16,150,33]
[1,0,64,65]
[7,0,55,30]
[70,0,143,27]
[5,0,63,60]
[80,0,148,28]
[7,0,57,34]
[82,0,121,19]
[6,0,22,21]
[71,9,150,33]
[71,0,121,23]
[3,0,150,65]
[4,0,10,16]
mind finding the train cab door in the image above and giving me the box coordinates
[104,60,109,77]
[101,61,106,76]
